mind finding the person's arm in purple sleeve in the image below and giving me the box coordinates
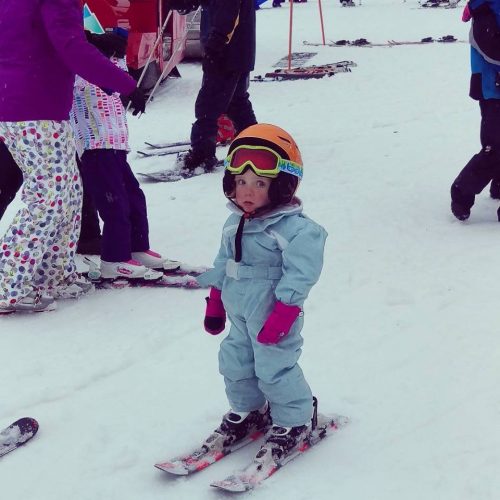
[39,0,136,97]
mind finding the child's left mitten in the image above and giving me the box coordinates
[204,287,226,335]
[257,301,301,345]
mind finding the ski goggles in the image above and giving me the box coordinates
[224,145,303,180]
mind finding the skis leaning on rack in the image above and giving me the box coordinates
[0,418,39,459]
[155,412,348,492]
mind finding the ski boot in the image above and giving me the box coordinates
[132,250,181,271]
[175,149,218,174]
[100,259,149,279]
[51,274,95,299]
[0,289,56,315]
[202,403,271,452]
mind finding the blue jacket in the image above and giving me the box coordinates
[468,0,500,99]
[198,199,328,307]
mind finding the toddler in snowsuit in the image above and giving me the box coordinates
[70,30,178,278]
[197,123,327,463]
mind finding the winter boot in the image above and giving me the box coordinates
[176,149,218,173]
[202,403,271,452]
[490,179,500,199]
[100,259,148,279]
[50,274,95,299]
[257,424,310,463]
[0,289,56,315]
[131,250,181,271]
[450,184,474,221]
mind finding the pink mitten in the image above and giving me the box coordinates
[204,287,226,335]
[257,301,301,345]
[462,3,471,22]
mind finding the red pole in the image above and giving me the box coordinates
[288,0,294,70]
[318,0,326,45]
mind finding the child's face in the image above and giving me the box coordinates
[234,169,272,214]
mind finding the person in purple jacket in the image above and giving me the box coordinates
[0,0,146,314]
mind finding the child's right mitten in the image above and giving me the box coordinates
[204,287,226,335]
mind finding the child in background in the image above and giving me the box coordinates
[197,123,327,463]
[71,30,179,278]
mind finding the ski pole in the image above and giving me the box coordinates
[288,0,294,70]
[318,0,326,45]
[145,6,202,106]
[126,9,173,112]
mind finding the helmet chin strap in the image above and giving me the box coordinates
[232,201,273,263]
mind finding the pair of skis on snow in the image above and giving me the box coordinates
[154,412,348,493]
[82,256,208,290]
[0,418,38,459]
[136,141,226,183]
[304,35,464,48]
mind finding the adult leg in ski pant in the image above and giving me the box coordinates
[225,73,257,135]
[0,120,82,303]
[219,280,313,428]
[0,141,23,220]
[79,149,149,262]
[451,99,500,211]
[190,70,257,157]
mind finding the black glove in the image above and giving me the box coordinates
[168,0,200,14]
[85,31,128,59]
[202,32,227,73]
[121,87,146,116]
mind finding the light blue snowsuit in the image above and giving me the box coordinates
[198,198,327,427]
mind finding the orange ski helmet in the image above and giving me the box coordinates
[223,123,303,207]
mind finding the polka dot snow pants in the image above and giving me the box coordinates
[0,120,82,304]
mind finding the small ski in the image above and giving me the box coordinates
[272,51,318,69]
[137,145,190,158]
[252,61,356,82]
[137,159,224,183]
[144,140,191,150]
[210,413,348,493]
[303,35,464,48]
[82,257,208,289]
[138,140,230,158]
[0,418,39,458]
[155,429,267,476]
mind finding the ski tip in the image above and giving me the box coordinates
[154,462,189,475]
[210,479,251,492]
[318,413,350,430]
[15,417,39,435]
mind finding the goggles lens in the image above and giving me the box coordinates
[225,146,303,179]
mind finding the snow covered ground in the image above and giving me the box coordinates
[1,1,499,499]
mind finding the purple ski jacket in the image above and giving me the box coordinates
[0,0,137,122]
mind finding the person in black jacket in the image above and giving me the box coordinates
[171,0,258,172]
[451,1,500,220]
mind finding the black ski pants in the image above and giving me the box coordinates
[79,149,149,262]
[451,99,500,208]
[0,141,23,220]
[190,69,257,157]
